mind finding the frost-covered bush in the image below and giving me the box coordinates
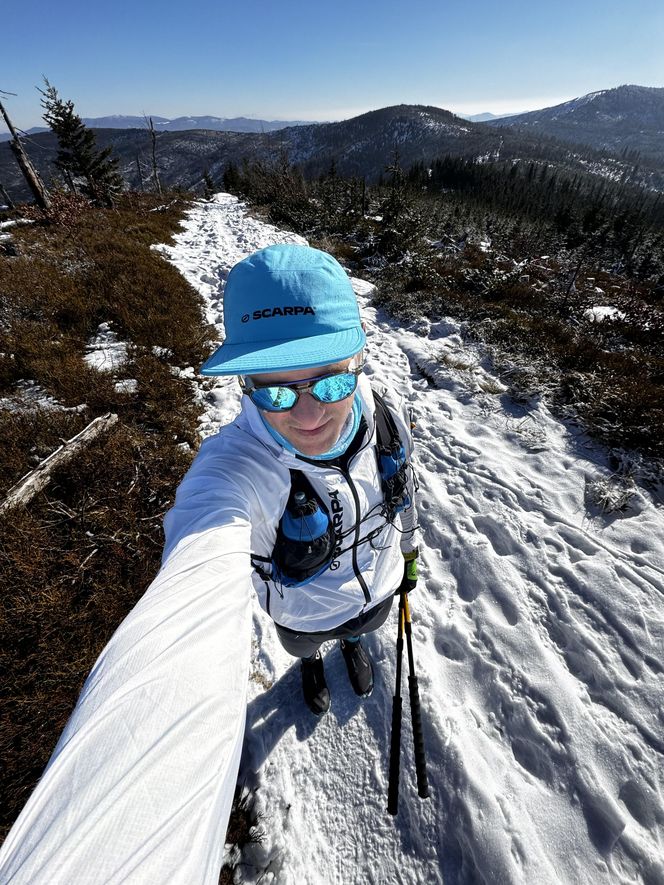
[585,474,637,513]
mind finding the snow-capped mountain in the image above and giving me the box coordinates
[274,104,490,176]
[486,85,664,166]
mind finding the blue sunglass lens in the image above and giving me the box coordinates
[250,386,298,412]
[312,373,357,402]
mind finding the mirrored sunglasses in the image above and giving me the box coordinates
[241,367,362,412]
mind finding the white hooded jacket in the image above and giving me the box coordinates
[0,373,416,884]
[164,372,417,632]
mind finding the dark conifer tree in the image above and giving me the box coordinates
[39,79,122,206]
[202,169,215,200]
[222,161,240,194]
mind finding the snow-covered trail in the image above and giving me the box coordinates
[160,194,664,885]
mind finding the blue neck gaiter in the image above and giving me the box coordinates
[259,394,362,461]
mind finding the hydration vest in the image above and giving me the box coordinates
[264,391,411,588]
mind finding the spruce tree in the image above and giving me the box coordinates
[222,161,240,194]
[202,169,215,200]
[39,79,122,206]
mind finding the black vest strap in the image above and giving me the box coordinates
[372,391,401,455]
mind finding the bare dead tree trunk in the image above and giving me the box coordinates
[565,249,587,300]
[0,181,15,209]
[0,97,51,210]
[0,413,119,514]
[136,152,145,191]
[146,116,162,196]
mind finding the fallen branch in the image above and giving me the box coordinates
[0,413,118,515]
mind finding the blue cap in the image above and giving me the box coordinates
[200,244,366,376]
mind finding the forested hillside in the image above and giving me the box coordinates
[487,85,664,169]
[3,95,664,202]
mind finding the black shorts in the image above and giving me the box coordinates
[274,595,394,658]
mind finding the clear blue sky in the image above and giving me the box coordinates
[3,0,663,129]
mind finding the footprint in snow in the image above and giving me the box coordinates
[619,778,663,829]
[472,514,521,558]
[435,629,467,662]
[490,588,520,626]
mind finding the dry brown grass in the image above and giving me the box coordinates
[0,193,209,494]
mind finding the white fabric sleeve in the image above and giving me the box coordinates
[0,501,253,884]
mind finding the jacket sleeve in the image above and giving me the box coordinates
[0,460,254,885]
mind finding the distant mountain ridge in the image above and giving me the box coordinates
[0,115,312,142]
[2,105,503,191]
[463,112,518,122]
[486,85,664,166]
[83,115,313,132]
[2,88,663,202]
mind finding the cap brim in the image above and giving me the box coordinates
[200,327,367,376]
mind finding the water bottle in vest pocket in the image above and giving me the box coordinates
[272,480,334,586]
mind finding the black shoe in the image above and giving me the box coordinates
[301,651,330,715]
[340,639,374,697]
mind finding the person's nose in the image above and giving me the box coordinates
[291,391,326,427]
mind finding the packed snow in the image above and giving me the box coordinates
[583,306,626,324]
[0,379,85,414]
[159,194,664,884]
[84,321,129,372]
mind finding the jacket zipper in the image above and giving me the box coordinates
[338,465,371,605]
[292,419,376,606]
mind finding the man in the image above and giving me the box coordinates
[0,244,417,883]
[190,243,419,714]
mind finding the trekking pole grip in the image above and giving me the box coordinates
[387,695,402,815]
[408,674,429,799]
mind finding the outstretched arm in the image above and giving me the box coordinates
[0,497,253,884]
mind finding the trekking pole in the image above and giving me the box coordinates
[387,592,405,815]
[403,592,429,799]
